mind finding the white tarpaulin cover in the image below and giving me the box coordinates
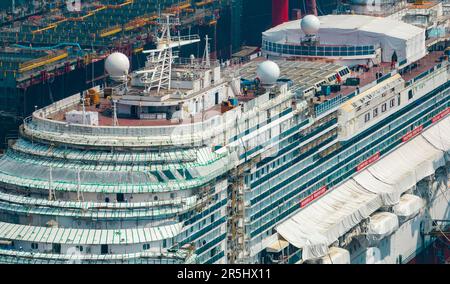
[393,194,424,223]
[422,117,450,159]
[320,247,351,264]
[354,170,401,206]
[366,212,399,245]
[263,15,426,63]
[367,135,445,198]
[276,116,450,261]
[276,180,382,261]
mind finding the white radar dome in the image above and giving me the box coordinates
[301,15,320,35]
[256,60,280,85]
[105,52,130,81]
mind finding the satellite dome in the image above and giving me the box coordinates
[301,15,320,35]
[105,52,130,81]
[256,61,280,85]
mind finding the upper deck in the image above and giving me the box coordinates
[312,49,449,116]
[21,44,450,149]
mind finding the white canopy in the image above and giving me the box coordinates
[276,180,382,261]
[319,247,351,264]
[263,15,426,63]
[366,212,399,245]
[276,116,450,261]
[367,135,445,194]
[393,194,424,223]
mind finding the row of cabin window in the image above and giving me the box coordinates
[364,95,402,123]
[102,192,177,203]
[30,242,168,253]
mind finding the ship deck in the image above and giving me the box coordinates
[47,99,232,127]
[45,50,447,127]
[337,50,445,98]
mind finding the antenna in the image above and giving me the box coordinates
[91,41,95,88]
[112,99,119,126]
[77,168,84,202]
[202,35,211,68]
[137,14,200,94]
[81,91,86,125]
[48,167,56,201]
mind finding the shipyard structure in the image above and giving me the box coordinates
[0,1,448,264]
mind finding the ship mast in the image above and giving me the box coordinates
[137,14,200,94]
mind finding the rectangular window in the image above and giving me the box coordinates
[373,108,378,118]
[52,243,61,254]
[390,98,395,108]
[408,90,413,100]
[397,95,401,106]
[214,92,219,105]
[381,103,387,112]
[101,244,108,255]
[364,113,371,122]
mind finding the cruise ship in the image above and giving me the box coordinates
[0,2,448,264]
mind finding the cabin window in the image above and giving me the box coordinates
[153,196,158,201]
[364,113,371,123]
[52,243,61,254]
[117,193,124,203]
[143,244,150,250]
[390,98,395,108]
[101,244,108,255]
[31,243,38,250]
[373,108,378,118]
[214,92,219,105]
[408,90,414,100]
[381,103,387,112]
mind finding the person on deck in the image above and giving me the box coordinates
[391,51,398,69]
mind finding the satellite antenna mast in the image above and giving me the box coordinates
[202,35,211,68]
[112,99,119,126]
[137,14,200,94]
[81,91,87,125]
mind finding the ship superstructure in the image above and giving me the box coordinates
[0,5,449,264]
[0,0,226,150]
